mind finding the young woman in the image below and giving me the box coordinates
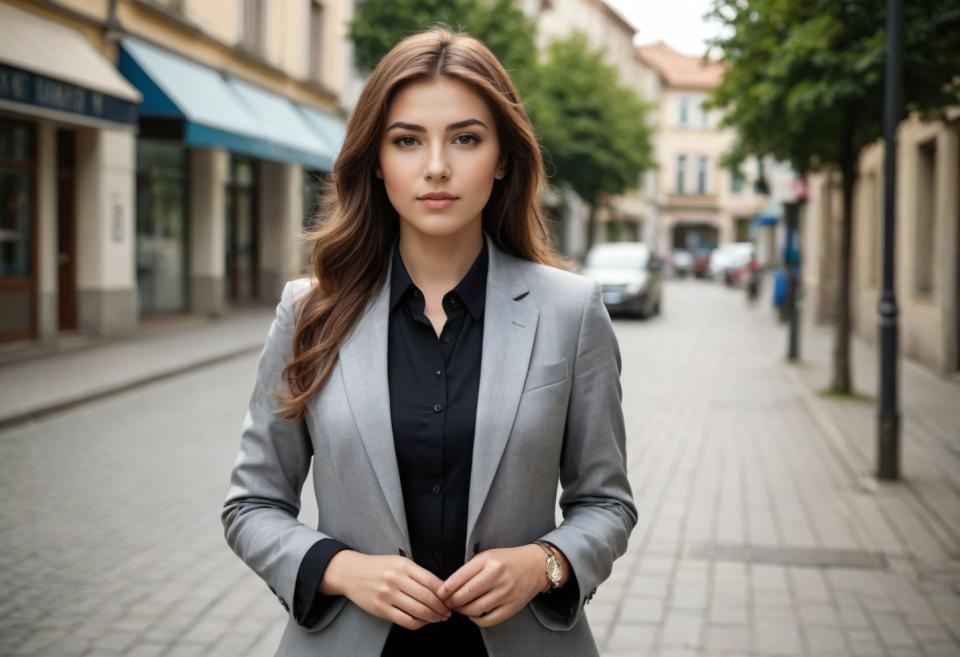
[222,26,636,657]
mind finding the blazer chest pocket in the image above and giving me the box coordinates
[522,358,568,393]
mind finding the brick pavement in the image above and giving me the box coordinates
[0,279,957,656]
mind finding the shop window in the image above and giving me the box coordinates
[915,138,936,296]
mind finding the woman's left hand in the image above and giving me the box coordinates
[436,544,547,627]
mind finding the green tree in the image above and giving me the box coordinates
[705,0,960,394]
[527,33,655,250]
[348,0,539,91]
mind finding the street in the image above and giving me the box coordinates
[2,279,958,657]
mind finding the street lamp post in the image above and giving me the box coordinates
[878,0,901,480]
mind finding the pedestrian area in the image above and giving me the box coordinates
[591,281,960,657]
[0,279,957,657]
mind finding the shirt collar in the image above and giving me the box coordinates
[389,239,488,320]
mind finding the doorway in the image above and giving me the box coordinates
[225,156,259,303]
[56,129,76,331]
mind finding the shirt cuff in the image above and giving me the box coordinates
[293,538,352,627]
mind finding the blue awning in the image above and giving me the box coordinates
[117,37,341,170]
[751,213,780,228]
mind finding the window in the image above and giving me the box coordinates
[308,1,325,82]
[915,138,936,295]
[676,155,687,194]
[730,165,744,193]
[699,102,710,128]
[0,119,34,278]
[240,0,266,54]
[697,156,708,194]
[678,98,689,127]
[152,0,185,11]
[864,172,879,287]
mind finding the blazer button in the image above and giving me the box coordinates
[431,482,442,495]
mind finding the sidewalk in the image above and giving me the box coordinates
[588,281,960,657]
[0,308,276,429]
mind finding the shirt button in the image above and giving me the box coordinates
[449,297,458,306]
[432,482,442,495]
[433,403,442,413]
[433,550,443,562]
[413,289,422,298]
[434,370,442,378]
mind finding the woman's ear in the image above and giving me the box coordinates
[494,158,507,180]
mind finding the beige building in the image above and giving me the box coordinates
[520,0,658,257]
[635,41,772,260]
[0,0,350,348]
[801,111,960,376]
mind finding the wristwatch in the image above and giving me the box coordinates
[533,540,563,591]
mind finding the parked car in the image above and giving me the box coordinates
[709,242,755,286]
[581,242,664,319]
[669,249,694,278]
[691,247,713,278]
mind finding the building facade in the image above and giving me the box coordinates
[635,41,773,260]
[520,0,658,258]
[0,0,350,348]
[801,111,960,376]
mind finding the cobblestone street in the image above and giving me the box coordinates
[2,279,958,657]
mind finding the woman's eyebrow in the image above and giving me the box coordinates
[385,118,487,132]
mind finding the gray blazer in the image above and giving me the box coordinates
[222,231,637,657]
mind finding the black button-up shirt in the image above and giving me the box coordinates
[293,237,577,654]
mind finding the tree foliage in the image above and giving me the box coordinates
[348,0,539,91]
[704,0,960,393]
[527,32,655,207]
[705,0,960,171]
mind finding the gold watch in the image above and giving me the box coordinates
[533,540,562,591]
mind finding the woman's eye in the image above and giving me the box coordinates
[455,135,479,145]
[394,136,418,147]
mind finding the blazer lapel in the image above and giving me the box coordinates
[466,233,539,551]
[337,232,539,556]
[338,251,411,548]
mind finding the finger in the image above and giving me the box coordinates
[386,604,427,631]
[399,577,453,619]
[468,602,507,628]
[456,587,504,618]
[407,565,446,596]
[446,567,495,610]
[437,557,485,600]
[393,588,449,624]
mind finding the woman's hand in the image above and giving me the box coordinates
[321,550,452,630]
[436,544,548,627]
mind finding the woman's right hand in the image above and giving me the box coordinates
[320,550,453,630]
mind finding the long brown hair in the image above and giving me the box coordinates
[276,25,562,421]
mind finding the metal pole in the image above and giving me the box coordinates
[784,201,800,361]
[878,0,901,480]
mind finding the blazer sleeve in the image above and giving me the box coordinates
[529,279,638,632]
[221,280,349,633]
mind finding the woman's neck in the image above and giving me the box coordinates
[397,225,484,294]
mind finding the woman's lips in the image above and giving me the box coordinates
[418,197,458,210]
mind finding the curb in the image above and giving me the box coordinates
[0,344,263,432]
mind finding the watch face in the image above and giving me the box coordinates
[547,556,561,582]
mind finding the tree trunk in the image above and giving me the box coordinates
[585,203,598,252]
[831,132,858,394]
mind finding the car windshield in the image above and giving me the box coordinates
[585,246,649,269]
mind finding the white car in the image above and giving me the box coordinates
[580,242,664,319]
[709,242,755,284]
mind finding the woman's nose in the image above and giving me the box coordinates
[424,144,450,180]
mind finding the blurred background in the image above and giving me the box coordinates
[1,1,958,656]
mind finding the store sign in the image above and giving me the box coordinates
[0,64,137,126]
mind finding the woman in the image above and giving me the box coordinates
[222,26,636,657]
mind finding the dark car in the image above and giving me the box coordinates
[580,242,664,319]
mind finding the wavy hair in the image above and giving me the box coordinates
[276,25,562,421]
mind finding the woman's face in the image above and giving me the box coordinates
[377,76,504,240]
